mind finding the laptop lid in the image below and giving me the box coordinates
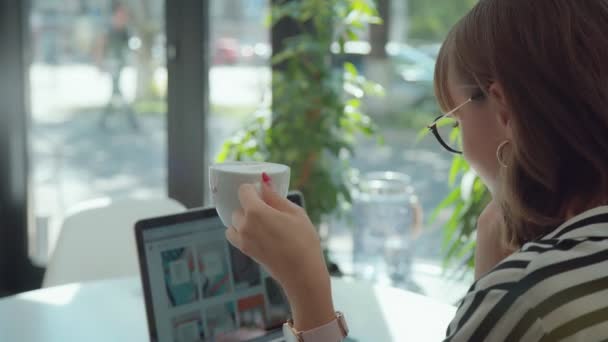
[135,193,304,342]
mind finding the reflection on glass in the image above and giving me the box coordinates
[29,0,167,263]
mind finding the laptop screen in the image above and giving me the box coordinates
[138,206,292,342]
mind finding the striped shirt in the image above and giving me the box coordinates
[445,205,608,341]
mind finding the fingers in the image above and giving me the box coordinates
[238,183,266,211]
[225,226,242,249]
[260,174,302,214]
[236,173,302,218]
[226,223,257,258]
[231,208,245,231]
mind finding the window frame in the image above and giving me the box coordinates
[0,0,294,295]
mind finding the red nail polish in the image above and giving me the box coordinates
[262,172,271,184]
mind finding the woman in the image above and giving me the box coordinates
[227,0,608,340]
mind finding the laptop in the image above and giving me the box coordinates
[135,193,305,342]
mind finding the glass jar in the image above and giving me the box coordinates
[351,171,422,287]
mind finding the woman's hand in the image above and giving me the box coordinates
[226,174,335,331]
[475,200,516,279]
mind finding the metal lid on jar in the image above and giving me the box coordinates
[354,171,417,202]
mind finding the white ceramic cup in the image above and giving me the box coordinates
[209,161,291,227]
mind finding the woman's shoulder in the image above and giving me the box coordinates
[520,205,608,275]
[478,204,608,299]
[445,206,608,341]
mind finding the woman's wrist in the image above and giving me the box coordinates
[282,267,336,331]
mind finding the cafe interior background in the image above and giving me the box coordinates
[0,0,479,305]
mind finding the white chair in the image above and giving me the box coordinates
[43,197,186,288]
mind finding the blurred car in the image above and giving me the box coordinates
[329,41,437,107]
[417,43,442,59]
[239,42,271,65]
[386,42,435,83]
[386,42,436,106]
[213,37,240,65]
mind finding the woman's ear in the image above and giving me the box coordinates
[488,82,514,138]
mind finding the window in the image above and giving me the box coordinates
[204,0,478,305]
[207,0,271,163]
[28,0,167,264]
[6,0,478,300]
[326,0,478,304]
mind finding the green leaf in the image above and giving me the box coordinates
[344,82,364,98]
[448,155,464,186]
[362,81,385,97]
[344,62,358,77]
[271,49,296,65]
[429,186,461,223]
[442,202,464,250]
[460,170,477,201]
[218,0,389,236]
[263,8,272,28]
[346,98,361,110]
[442,234,465,269]
[216,144,232,163]
[416,126,431,142]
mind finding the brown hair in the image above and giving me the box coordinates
[435,0,608,248]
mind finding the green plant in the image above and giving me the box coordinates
[404,0,483,275]
[431,153,490,275]
[418,122,489,275]
[417,122,489,275]
[217,0,384,226]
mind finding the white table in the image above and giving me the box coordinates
[0,277,455,342]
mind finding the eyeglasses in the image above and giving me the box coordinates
[427,92,485,154]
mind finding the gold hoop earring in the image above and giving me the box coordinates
[496,140,510,168]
